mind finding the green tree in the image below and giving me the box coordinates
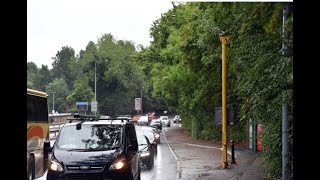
[27,62,38,89]
[67,34,145,116]
[45,78,69,113]
[33,65,52,91]
[66,80,94,113]
[51,46,75,90]
[136,2,293,178]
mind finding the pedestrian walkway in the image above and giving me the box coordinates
[164,125,268,180]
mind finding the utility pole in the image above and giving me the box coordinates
[282,3,291,180]
[140,88,143,115]
[94,61,97,116]
[52,92,55,114]
[219,33,229,169]
[95,61,97,102]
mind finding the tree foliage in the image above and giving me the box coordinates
[27,62,38,89]
[45,78,70,113]
[137,2,293,178]
[51,46,76,90]
[31,65,52,91]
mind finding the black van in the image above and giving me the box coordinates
[47,116,141,180]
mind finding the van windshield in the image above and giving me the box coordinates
[57,124,123,151]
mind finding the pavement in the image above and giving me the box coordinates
[164,124,268,180]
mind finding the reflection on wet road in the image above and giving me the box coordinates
[140,130,177,180]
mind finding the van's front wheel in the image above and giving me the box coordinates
[28,156,35,180]
[137,167,141,180]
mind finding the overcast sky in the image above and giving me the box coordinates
[27,0,174,69]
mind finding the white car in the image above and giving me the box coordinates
[159,116,170,127]
[173,115,181,123]
[138,115,149,126]
[100,115,111,119]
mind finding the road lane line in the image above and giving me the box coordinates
[180,143,238,158]
[181,143,220,149]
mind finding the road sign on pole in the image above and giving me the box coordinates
[135,98,141,111]
[76,102,88,111]
[91,101,97,112]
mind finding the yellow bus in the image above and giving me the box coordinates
[27,88,51,180]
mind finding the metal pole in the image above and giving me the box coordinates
[231,140,236,164]
[282,6,288,56]
[282,103,289,180]
[282,4,291,180]
[219,34,229,169]
[253,118,256,153]
[140,88,143,115]
[94,61,97,116]
[94,61,97,101]
[52,92,55,114]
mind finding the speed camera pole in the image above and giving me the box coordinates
[94,61,97,116]
[219,33,229,169]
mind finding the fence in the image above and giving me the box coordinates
[49,123,65,140]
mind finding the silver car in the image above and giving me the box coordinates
[173,115,181,123]
[138,115,149,126]
[159,116,170,127]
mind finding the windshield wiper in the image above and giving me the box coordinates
[138,144,147,146]
[88,148,108,151]
[67,148,87,152]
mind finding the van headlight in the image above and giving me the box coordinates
[49,159,64,172]
[110,157,126,170]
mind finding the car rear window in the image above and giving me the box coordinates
[139,116,149,121]
[137,135,148,145]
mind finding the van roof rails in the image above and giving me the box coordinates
[98,118,131,124]
[67,113,97,123]
[65,113,97,130]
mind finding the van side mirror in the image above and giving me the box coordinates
[128,139,138,151]
[150,141,156,147]
[133,140,138,150]
[44,141,52,153]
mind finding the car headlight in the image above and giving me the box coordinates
[110,157,126,170]
[140,151,150,157]
[49,159,64,172]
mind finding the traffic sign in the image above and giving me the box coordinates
[76,102,88,111]
[135,98,141,111]
[91,101,97,112]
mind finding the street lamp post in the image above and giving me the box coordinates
[92,59,107,116]
[219,33,229,169]
[52,92,55,114]
[94,61,97,101]
[94,61,97,116]
[140,87,143,115]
